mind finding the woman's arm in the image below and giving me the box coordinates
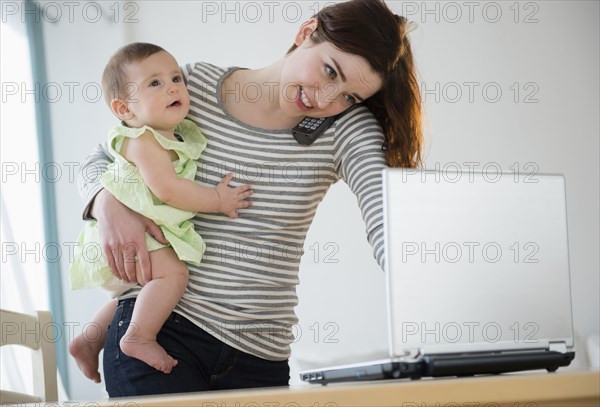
[76,143,111,220]
[121,130,253,218]
[333,106,387,270]
[76,142,167,284]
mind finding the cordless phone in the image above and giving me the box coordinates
[292,115,339,146]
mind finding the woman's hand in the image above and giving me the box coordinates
[92,189,168,284]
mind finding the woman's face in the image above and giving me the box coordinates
[280,20,383,120]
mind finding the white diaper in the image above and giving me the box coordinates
[101,276,138,298]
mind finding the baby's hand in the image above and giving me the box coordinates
[215,173,253,218]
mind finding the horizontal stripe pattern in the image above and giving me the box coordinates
[78,62,386,360]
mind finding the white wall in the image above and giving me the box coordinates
[33,0,599,401]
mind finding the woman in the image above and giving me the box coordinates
[78,0,423,396]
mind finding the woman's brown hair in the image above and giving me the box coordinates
[288,0,423,168]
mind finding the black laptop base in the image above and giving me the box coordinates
[422,350,575,377]
[301,351,576,385]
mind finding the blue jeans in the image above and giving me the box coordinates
[103,298,290,397]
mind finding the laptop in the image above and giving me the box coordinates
[300,168,576,384]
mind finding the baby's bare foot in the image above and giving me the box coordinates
[119,334,177,373]
[69,335,102,383]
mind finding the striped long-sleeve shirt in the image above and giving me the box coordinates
[77,62,386,360]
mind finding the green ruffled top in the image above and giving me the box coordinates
[69,119,207,290]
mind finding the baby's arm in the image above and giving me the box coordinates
[121,130,252,218]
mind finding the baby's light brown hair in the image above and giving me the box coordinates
[102,42,166,107]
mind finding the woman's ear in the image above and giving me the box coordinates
[110,98,134,121]
[293,17,319,47]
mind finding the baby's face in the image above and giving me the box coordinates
[122,51,190,132]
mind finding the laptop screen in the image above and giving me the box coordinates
[382,169,574,356]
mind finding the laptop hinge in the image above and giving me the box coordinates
[549,342,567,353]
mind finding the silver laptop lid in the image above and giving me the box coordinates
[382,169,575,357]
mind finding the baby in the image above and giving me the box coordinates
[69,42,252,383]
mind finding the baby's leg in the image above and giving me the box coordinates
[119,247,188,374]
[69,299,117,383]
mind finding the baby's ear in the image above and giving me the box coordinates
[111,98,133,120]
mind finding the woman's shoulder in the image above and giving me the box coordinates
[186,61,227,73]
[182,61,230,86]
[334,104,381,135]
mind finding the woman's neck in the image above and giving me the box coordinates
[222,59,301,130]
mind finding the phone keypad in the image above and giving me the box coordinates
[298,118,323,131]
